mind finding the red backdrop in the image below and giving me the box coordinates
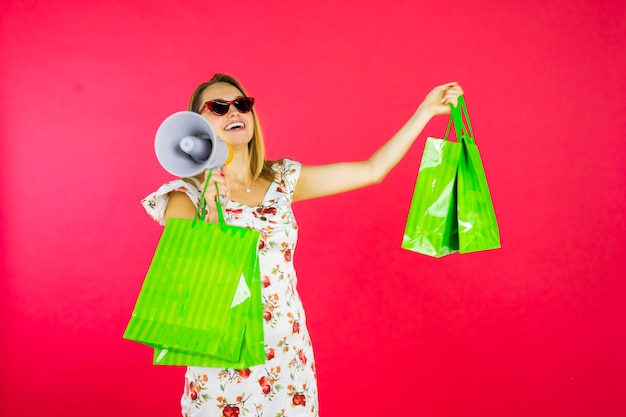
[2,1,625,416]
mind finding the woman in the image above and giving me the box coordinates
[142,73,463,417]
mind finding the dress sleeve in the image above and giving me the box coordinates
[273,158,302,201]
[140,177,203,226]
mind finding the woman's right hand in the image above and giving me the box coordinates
[199,165,231,223]
[419,82,464,118]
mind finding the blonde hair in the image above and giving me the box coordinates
[188,73,275,182]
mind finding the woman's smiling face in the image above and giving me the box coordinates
[198,82,255,148]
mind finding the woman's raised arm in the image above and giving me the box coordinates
[293,82,464,202]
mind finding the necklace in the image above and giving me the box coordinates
[234,174,253,193]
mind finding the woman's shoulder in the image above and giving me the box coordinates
[141,177,203,225]
[270,158,302,195]
[271,158,302,174]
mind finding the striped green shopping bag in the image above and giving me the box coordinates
[124,177,265,367]
[152,256,265,368]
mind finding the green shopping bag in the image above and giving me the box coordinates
[401,130,462,257]
[452,96,501,253]
[152,254,265,368]
[124,175,265,366]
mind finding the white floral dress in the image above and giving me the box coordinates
[141,159,319,417]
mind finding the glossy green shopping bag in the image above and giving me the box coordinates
[124,177,265,366]
[402,131,462,257]
[452,96,501,253]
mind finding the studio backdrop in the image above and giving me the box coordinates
[1,1,625,416]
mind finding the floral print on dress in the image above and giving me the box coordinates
[142,159,318,417]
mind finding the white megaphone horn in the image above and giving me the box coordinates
[154,111,233,177]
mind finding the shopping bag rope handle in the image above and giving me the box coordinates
[444,95,474,143]
[195,169,226,226]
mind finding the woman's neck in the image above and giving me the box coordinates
[227,146,253,184]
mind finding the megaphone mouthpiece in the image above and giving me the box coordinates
[179,135,213,163]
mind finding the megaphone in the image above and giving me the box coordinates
[154,111,233,177]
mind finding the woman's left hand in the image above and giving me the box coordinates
[420,82,465,117]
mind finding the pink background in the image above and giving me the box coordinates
[2,1,625,416]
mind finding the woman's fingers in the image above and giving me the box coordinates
[222,164,232,198]
[201,168,229,202]
[441,85,464,106]
[423,82,464,115]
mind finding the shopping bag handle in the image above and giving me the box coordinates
[444,95,474,144]
[195,169,226,226]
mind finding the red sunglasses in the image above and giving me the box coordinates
[198,97,255,116]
